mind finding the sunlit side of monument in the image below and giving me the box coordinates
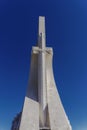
[11,16,72,130]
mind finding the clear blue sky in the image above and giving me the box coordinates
[0,0,87,130]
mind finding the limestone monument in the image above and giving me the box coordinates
[11,16,72,130]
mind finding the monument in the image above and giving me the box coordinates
[11,16,72,130]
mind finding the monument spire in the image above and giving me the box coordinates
[38,16,47,127]
[11,16,72,130]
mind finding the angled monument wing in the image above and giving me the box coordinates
[11,16,72,130]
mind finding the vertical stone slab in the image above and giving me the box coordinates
[19,97,39,130]
[38,16,47,127]
[46,51,72,130]
[19,52,39,130]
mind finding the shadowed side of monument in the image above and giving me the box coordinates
[11,16,72,130]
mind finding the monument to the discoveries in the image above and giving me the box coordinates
[11,16,72,130]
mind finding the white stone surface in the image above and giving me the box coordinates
[46,49,72,130]
[19,16,72,130]
[19,51,39,130]
[38,17,47,127]
[19,97,39,130]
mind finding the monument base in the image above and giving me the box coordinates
[40,127,50,130]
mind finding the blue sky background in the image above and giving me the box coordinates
[0,0,87,130]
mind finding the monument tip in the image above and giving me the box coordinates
[38,16,46,48]
[39,16,45,35]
